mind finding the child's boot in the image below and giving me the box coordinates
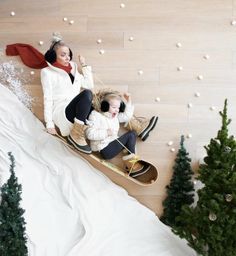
[122,153,150,178]
[124,116,158,141]
[67,119,92,154]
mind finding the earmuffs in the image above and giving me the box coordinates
[100,94,126,113]
[44,41,73,64]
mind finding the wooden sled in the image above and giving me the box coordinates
[54,134,158,186]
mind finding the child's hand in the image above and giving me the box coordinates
[107,128,114,136]
[123,92,131,103]
[78,55,86,66]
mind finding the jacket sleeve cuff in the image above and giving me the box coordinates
[46,121,55,129]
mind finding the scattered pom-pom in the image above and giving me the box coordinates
[99,49,105,55]
[187,103,193,108]
[129,36,134,41]
[10,11,15,16]
[186,133,192,139]
[155,97,160,102]
[231,20,236,26]
[203,54,210,60]
[138,70,143,75]
[69,20,74,25]
[120,3,126,8]
[38,41,44,46]
[176,42,182,48]
[63,17,68,22]
[97,39,102,44]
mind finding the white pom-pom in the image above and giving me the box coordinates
[138,70,143,75]
[177,66,183,71]
[170,148,175,152]
[176,42,182,48]
[186,133,192,139]
[120,3,126,8]
[30,71,35,75]
[155,97,160,102]
[63,17,68,22]
[97,39,102,44]
[129,36,134,41]
[167,141,173,146]
[52,32,62,43]
[69,20,74,25]
[194,92,201,97]
[210,106,216,111]
[99,49,105,55]
[10,11,15,16]
[203,54,210,60]
[197,75,203,80]
[231,20,236,26]
[187,103,193,108]
[38,41,44,46]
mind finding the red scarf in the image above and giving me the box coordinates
[6,43,47,69]
[52,61,72,74]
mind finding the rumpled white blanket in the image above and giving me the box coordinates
[0,84,196,256]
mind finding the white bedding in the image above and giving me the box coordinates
[0,84,196,256]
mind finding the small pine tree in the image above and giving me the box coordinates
[161,135,194,227]
[174,99,236,256]
[0,152,28,256]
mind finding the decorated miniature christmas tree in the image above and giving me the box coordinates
[161,135,194,227]
[0,152,28,256]
[174,99,236,256]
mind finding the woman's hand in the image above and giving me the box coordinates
[46,128,57,135]
[78,55,86,67]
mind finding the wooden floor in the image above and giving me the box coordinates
[1,0,236,216]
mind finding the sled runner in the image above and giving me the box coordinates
[54,134,158,186]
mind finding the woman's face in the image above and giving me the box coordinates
[55,46,70,66]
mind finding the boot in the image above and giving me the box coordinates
[122,154,150,178]
[67,121,92,154]
[124,116,158,141]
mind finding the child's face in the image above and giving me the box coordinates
[55,46,70,66]
[108,98,121,117]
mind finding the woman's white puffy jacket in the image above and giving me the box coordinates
[86,103,134,152]
[40,61,94,136]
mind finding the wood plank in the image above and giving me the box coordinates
[77,49,232,69]
[0,16,87,34]
[159,67,236,86]
[61,0,232,18]
[124,31,236,50]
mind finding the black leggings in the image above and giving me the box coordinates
[65,89,93,123]
[100,131,136,160]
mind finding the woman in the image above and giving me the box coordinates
[41,38,94,154]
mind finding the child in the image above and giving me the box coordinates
[86,91,150,177]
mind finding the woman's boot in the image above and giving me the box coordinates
[68,120,92,154]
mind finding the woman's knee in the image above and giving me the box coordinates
[80,89,93,102]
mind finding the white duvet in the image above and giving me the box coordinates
[0,84,196,256]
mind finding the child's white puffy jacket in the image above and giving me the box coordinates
[86,103,134,151]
